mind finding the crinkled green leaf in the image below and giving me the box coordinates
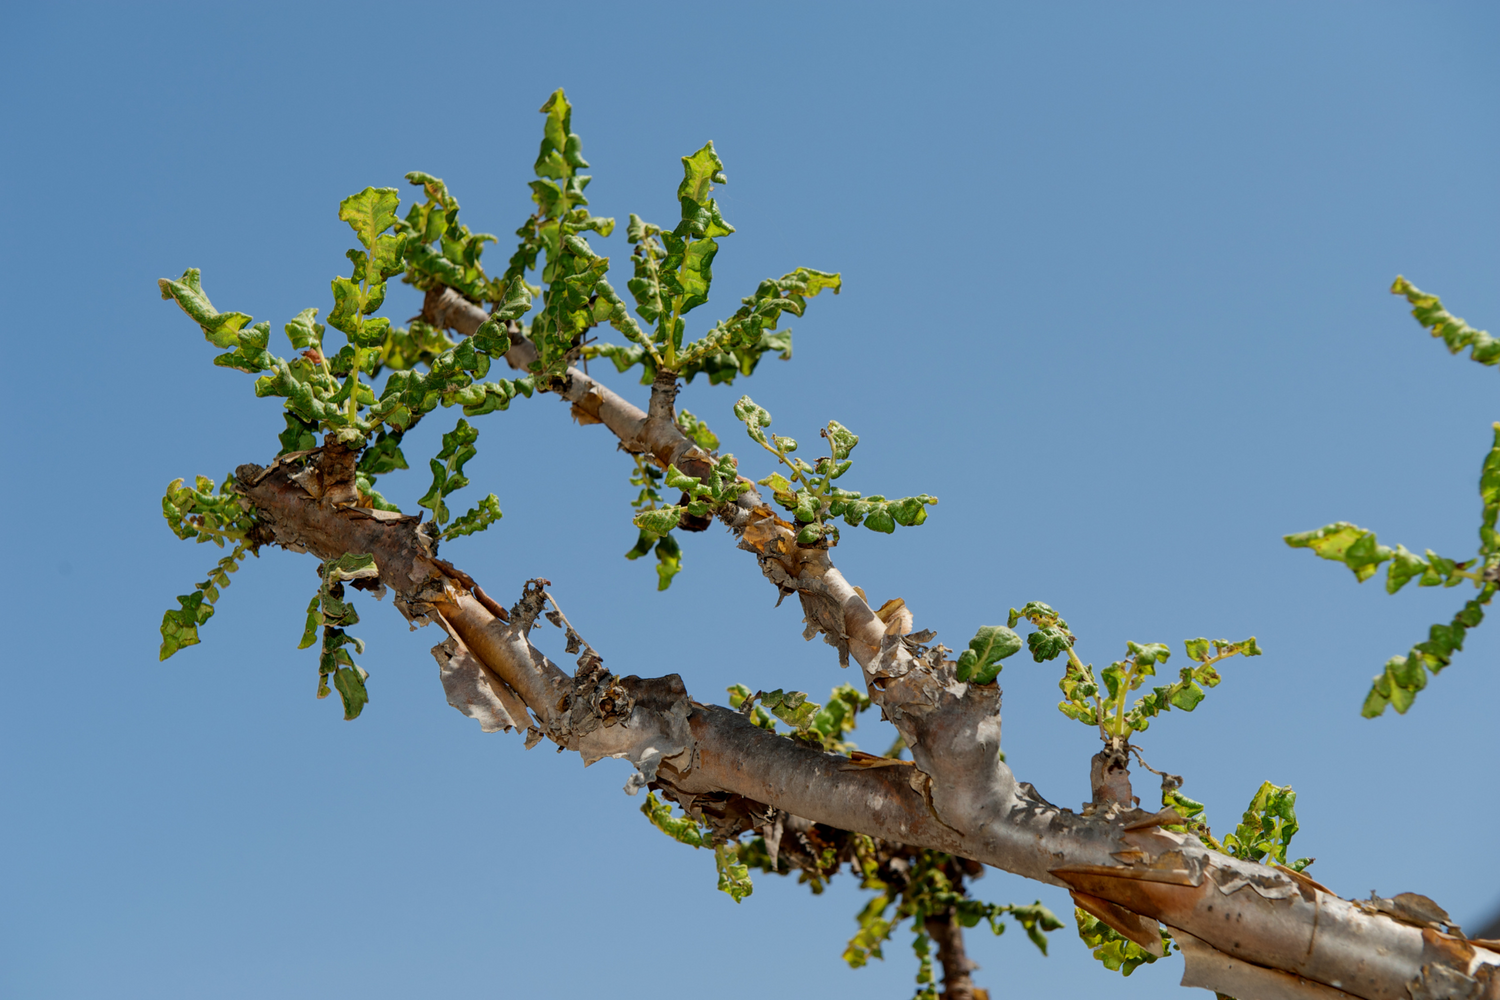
[1285,521,1392,582]
[954,625,1023,684]
[332,661,369,721]
[419,418,479,526]
[1075,909,1171,977]
[443,493,503,540]
[760,688,820,732]
[1393,276,1500,367]
[640,791,704,848]
[1221,781,1309,870]
[634,506,684,535]
[653,532,682,591]
[338,187,401,250]
[676,409,719,452]
[715,843,754,902]
[158,268,253,349]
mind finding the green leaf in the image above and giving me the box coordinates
[159,591,213,660]
[338,187,401,250]
[535,88,589,181]
[864,506,895,534]
[332,663,370,720]
[676,142,734,239]
[1481,424,1500,554]
[419,418,479,526]
[1386,544,1433,593]
[283,308,325,354]
[1285,521,1392,582]
[1075,909,1170,977]
[663,232,720,315]
[954,625,1023,684]
[443,494,503,540]
[676,409,719,452]
[298,593,321,650]
[760,688,821,732]
[1221,781,1307,868]
[825,421,858,460]
[1010,602,1075,662]
[1169,681,1205,711]
[654,532,683,591]
[715,843,754,902]
[640,791,705,848]
[159,268,254,349]
[634,506,684,535]
[1392,276,1500,367]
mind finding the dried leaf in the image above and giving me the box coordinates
[874,598,913,636]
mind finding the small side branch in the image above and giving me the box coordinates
[926,912,980,1000]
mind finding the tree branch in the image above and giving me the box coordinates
[926,912,980,1000]
[235,289,1500,1000]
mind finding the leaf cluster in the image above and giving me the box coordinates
[630,455,751,535]
[622,457,684,591]
[1160,778,1311,871]
[419,418,478,527]
[638,790,753,903]
[1222,781,1313,870]
[580,141,840,387]
[399,172,509,306]
[496,91,634,382]
[735,397,937,546]
[847,845,1061,998]
[725,682,872,753]
[644,681,1062,991]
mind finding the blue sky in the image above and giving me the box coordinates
[2,2,1497,997]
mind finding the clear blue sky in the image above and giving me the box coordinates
[2,3,1497,997]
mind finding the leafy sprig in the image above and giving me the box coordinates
[496,90,639,382]
[1394,275,1500,367]
[1007,603,1258,738]
[158,475,259,660]
[725,683,871,752]
[623,457,683,591]
[584,145,838,386]
[1286,279,1500,717]
[847,846,1062,997]
[399,172,507,306]
[419,418,479,528]
[734,396,937,545]
[1223,781,1313,870]
[298,553,377,720]
[1160,778,1311,871]
[1074,909,1173,978]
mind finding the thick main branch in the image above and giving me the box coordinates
[252,287,1500,1000]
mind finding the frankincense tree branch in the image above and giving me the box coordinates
[158,88,1500,1000]
[234,440,1499,1000]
